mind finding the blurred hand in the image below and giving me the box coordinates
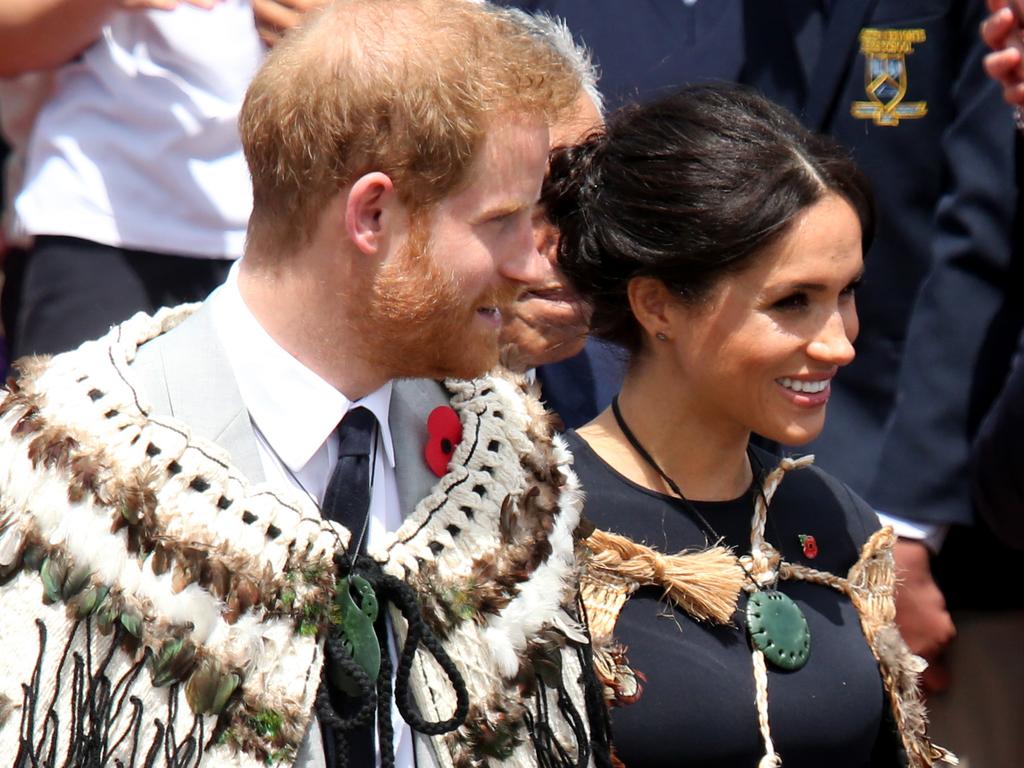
[500,299,589,371]
[982,0,1024,105]
[252,0,327,46]
[893,538,956,694]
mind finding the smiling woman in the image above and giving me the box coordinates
[545,84,953,768]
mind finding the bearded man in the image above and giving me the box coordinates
[0,2,610,767]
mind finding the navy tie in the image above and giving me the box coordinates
[321,406,378,766]
[323,406,376,552]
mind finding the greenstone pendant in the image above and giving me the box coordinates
[746,589,810,671]
[329,574,381,695]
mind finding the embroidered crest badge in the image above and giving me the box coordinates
[851,28,928,126]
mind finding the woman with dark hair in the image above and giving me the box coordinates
[546,84,952,767]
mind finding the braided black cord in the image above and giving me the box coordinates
[313,680,351,768]
[319,630,378,730]
[314,629,379,768]
[313,553,471,766]
[373,570,469,734]
[332,554,470,737]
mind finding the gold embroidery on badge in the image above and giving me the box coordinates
[851,28,928,126]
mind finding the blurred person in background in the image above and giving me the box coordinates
[0,71,53,370]
[0,1,265,359]
[970,6,1024,543]
[981,0,1024,106]
[495,9,625,428]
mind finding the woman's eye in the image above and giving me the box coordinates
[771,292,808,311]
[840,278,862,298]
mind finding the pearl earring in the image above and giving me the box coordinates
[656,332,668,341]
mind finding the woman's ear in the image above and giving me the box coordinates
[628,276,678,342]
[345,172,400,255]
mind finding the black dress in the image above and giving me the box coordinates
[566,432,902,768]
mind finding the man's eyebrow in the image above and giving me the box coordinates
[478,201,527,220]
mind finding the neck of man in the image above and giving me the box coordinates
[237,249,388,402]
[590,352,754,503]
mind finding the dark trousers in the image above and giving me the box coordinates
[4,236,232,361]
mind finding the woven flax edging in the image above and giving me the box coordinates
[0,306,345,766]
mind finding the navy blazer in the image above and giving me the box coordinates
[972,319,1024,551]
[536,338,627,429]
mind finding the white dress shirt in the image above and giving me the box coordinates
[209,265,413,766]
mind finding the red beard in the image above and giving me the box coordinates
[356,221,521,381]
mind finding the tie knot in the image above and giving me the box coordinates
[337,406,376,457]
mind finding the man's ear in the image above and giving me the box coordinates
[345,172,402,255]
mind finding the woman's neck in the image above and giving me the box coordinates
[577,360,753,502]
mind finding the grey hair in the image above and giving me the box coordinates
[497,8,604,115]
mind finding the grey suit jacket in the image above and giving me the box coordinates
[130,303,448,768]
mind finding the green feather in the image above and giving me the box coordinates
[40,555,66,604]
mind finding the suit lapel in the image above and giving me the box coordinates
[140,309,452,510]
[132,303,265,483]
[390,378,449,519]
[804,0,878,129]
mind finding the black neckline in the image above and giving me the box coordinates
[566,429,758,511]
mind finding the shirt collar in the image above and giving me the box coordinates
[209,263,396,474]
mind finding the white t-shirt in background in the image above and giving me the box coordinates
[13,0,262,259]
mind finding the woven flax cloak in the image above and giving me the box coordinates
[0,305,598,768]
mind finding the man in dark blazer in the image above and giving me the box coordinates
[496,0,1022,762]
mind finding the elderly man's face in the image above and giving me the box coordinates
[500,92,603,371]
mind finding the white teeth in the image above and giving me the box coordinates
[778,377,829,394]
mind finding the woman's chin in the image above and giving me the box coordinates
[762,420,826,448]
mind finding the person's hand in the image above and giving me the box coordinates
[500,297,590,371]
[893,538,956,694]
[982,0,1024,105]
[253,0,327,47]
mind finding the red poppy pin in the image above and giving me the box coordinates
[798,534,819,559]
[425,406,462,477]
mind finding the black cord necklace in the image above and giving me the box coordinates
[609,395,811,671]
[611,395,749,545]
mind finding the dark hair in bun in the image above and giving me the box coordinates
[543,83,875,354]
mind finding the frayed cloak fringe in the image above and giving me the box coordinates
[378,373,598,768]
[0,306,337,766]
[0,306,599,768]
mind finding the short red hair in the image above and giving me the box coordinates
[239,0,580,256]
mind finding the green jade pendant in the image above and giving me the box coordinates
[746,590,810,671]
[329,575,381,695]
